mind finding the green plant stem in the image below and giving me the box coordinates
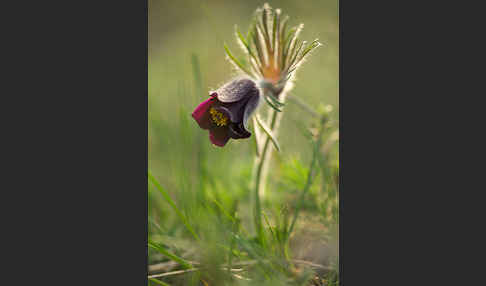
[253,89,286,243]
[253,139,268,242]
[286,94,320,118]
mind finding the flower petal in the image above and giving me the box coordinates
[216,78,259,103]
[215,94,254,123]
[228,123,251,139]
[242,93,260,130]
[192,97,214,130]
[209,127,230,147]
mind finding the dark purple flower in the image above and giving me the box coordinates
[192,78,260,147]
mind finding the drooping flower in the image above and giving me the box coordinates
[192,78,260,147]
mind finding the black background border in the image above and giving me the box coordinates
[2,0,475,285]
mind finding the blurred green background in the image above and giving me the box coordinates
[149,0,339,284]
[149,0,338,190]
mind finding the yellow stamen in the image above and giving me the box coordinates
[209,107,228,127]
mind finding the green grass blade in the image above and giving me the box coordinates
[211,199,245,232]
[286,94,320,118]
[149,278,171,286]
[148,172,199,241]
[262,211,277,244]
[148,240,192,269]
[191,54,207,203]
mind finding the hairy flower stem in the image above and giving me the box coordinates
[252,89,287,243]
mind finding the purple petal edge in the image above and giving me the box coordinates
[209,129,230,147]
[191,97,214,130]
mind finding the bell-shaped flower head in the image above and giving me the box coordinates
[192,78,260,147]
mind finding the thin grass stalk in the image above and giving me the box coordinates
[287,140,319,237]
[148,172,200,241]
[148,240,193,269]
[191,54,207,204]
[287,115,327,238]
[149,277,171,286]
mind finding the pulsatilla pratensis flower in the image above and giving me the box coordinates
[192,78,260,147]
